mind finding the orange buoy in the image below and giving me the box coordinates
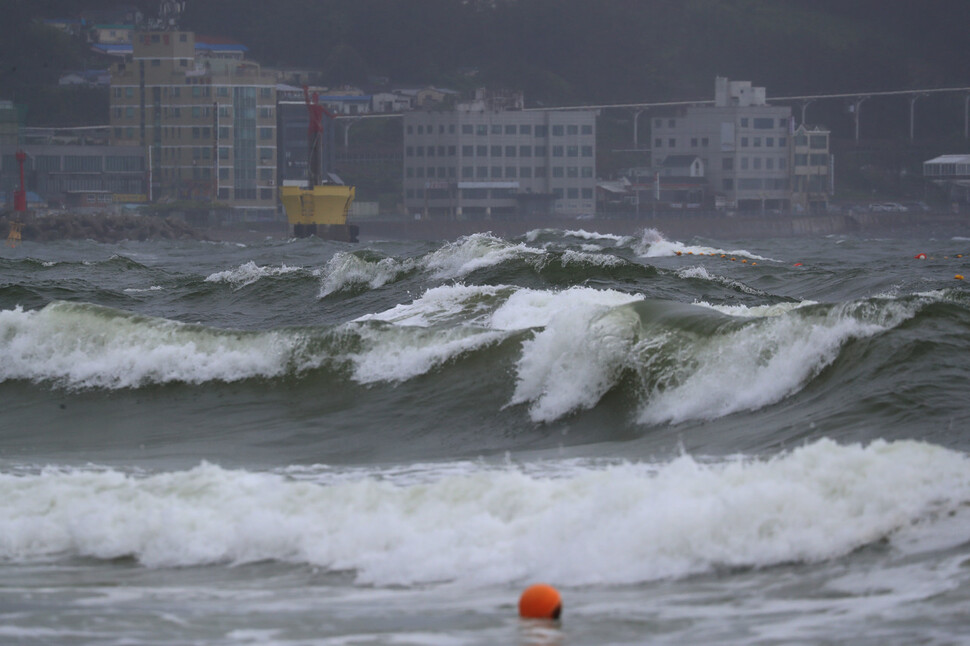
[518,583,562,620]
[675,251,683,256]
[915,253,927,260]
[956,274,965,280]
[793,263,803,267]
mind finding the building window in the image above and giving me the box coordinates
[505,125,516,135]
[535,125,548,137]
[668,138,676,147]
[582,125,593,135]
[462,124,473,134]
[520,145,532,157]
[741,137,748,147]
[552,125,564,136]
[491,145,502,157]
[567,125,578,135]
[477,125,487,136]
[567,145,578,157]
[491,125,502,134]
[462,166,473,177]
[740,118,749,127]
[722,157,733,170]
[505,146,516,157]
[462,145,473,156]
[520,125,532,134]
[654,138,662,148]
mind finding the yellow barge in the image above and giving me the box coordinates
[280,184,358,242]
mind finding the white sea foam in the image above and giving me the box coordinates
[637,298,919,424]
[676,265,766,296]
[319,252,415,297]
[694,299,817,318]
[422,233,545,279]
[0,303,312,389]
[495,288,644,421]
[634,228,772,260]
[1,440,966,587]
[204,261,302,289]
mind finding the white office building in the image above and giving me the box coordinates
[403,92,596,218]
[651,77,793,211]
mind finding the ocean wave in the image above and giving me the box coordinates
[1,439,966,586]
[2,285,957,430]
[317,233,637,298]
[0,302,319,389]
[204,261,304,289]
[319,251,417,296]
[634,227,774,260]
[676,265,770,296]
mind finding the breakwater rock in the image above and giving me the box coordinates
[2,211,209,243]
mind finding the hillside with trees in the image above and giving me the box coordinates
[5,0,970,125]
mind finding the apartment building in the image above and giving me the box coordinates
[791,124,833,212]
[108,30,277,219]
[403,91,596,218]
[651,77,792,211]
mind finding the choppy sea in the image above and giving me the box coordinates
[2,225,970,645]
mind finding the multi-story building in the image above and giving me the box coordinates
[108,30,278,219]
[791,124,833,212]
[651,77,792,211]
[403,90,596,218]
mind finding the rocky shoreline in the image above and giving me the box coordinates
[2,211,209,243]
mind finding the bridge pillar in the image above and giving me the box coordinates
[848,96,869,142]
[798,100,814,126]
[909,93,928,141]
[965,94,970,139]
[632,108,646,147]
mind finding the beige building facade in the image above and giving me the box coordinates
[109,31,277,218]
